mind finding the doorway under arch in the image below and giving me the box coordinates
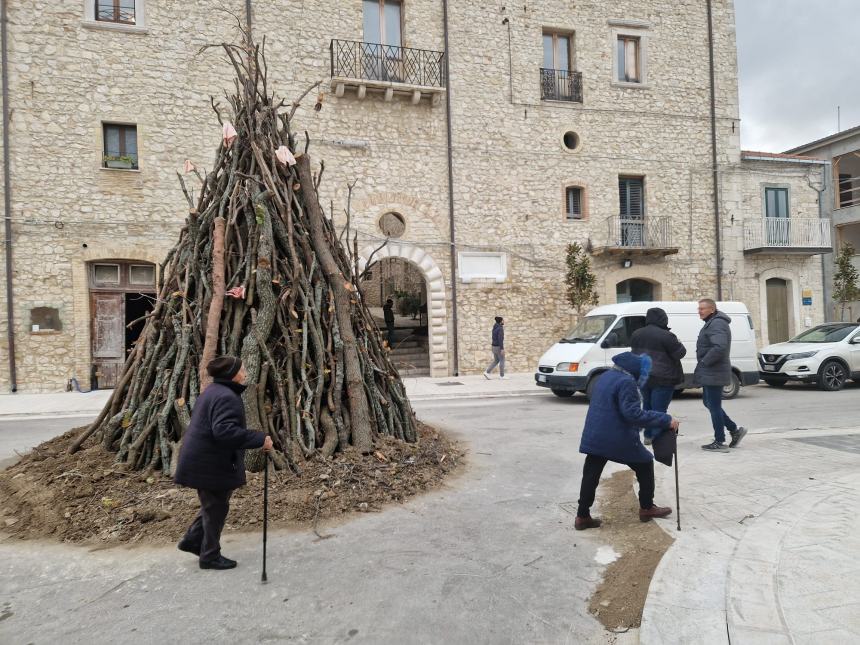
[358,242,448,377]
[765,277,790,344]
[616,278,658,303]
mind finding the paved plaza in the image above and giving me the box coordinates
[1,380,859,644]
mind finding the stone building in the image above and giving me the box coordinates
[0,0,832,391]
[786,126,860,321]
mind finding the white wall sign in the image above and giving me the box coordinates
[458,252,507,283]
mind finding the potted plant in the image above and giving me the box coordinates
[103,154,136,169]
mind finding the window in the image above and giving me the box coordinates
[379,212,406,238]
[31,307,62,332]
[96,0,136,25]
[764,187,789,218]
[103,123,138,169]
[604,315,646,346]
[129,264,155,286]
[93,264,121,285]
[617,35,641,83]
[543,32,571,71]
[562,131,580,150]
[363,0,401,46]
[619,177,645,246]
[565,187,583,220]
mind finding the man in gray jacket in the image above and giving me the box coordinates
[694,299,747,452]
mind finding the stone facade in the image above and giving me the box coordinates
[0,0,829,391]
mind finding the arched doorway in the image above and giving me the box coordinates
[766,278,790,343]
[88,260,156,388]
[358,242,448,377]
[616,278,657,303]
[362,257,429,376]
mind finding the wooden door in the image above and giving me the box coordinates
[766,278,789,344]
[92,293,124,387]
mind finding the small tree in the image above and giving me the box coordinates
[833,242,860,321]
[564,242,599,316]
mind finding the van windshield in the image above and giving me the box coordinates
[561,315,617,343]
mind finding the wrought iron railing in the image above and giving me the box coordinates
[744,218,831,250]
[330,39,446,88]
[540,68,583,102]
[96,1,136,24]
[606,216,672,248]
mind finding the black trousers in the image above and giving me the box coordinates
[577,454,655,518]
[182,488,233,562]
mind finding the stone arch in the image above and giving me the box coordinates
[71,241,172,386]
[358,241,448,376]
[598,264,668,303]
[758,267,801,346]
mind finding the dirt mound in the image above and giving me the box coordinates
[0,423,463,545]
[588,470,674,632]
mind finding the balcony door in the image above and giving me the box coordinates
[542,32,572,99]
[765,187,789,246]
[363,0,402,81]
[619,177,645,246]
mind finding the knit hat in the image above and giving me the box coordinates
[207,356,242,380]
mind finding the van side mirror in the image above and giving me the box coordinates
[601,339,610,349]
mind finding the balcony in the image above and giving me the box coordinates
[330,39,446,105]
[591,216,679,257]
[743,217,832,255]
[540,68,583,103]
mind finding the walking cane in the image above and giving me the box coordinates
[674,443,681,531]
[262,453,269,583]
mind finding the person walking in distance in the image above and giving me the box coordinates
[383,298,396,348]
[174,356,274,570]
[631,307,686,446]
[484,316,506,380]
[575,352,680,530]
[695,298,747,452]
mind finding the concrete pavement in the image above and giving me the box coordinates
[1,381,859,643]
[0,373,541,420]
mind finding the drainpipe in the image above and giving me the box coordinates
[706,0,723,300]
[245,0,253,37]
[1,0,17,392]
[442,0,460,375]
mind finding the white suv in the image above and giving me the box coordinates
[758,323,860,391]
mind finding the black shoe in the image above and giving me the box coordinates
[729,427,748,448]
[177,539,201,556]
[701,440,729,452]
[199,555,237,570]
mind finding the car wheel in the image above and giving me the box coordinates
[551,388,575,398]
[721,372,740,399]
[817,360,848,391]
[764,379,787,387]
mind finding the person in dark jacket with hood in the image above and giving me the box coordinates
[484,316,506,379]
[631,307,686,445]
[174,356,273,570]
[694,299,747,452]
[383,298,396,347]
[575,352,680,530]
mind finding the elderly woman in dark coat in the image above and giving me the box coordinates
[575,352,679,530]
[174,356,272,570]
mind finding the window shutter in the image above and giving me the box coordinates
[619,178,644,218]
[566,187,582,219]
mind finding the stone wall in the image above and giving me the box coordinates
[0,0,829,391]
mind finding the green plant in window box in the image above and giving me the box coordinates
[103,154,137,169]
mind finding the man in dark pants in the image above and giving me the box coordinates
[575,352,680,530]
[383,298,396,347]
[484,316,506,379]
[631,307,686,445]
[694,298,747,452]
[174,356,273,569]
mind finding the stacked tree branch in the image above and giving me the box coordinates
[70,40,416,472]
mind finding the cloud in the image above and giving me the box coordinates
[735,0,860,151]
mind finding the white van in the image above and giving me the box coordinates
[534,301,759,399]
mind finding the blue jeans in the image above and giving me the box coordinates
[642,385,675,440]
[702,385,737,443]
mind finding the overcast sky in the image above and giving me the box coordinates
[735,0,859,152]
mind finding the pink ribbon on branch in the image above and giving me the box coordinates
[275,145,296,166]
[222,122,238,147]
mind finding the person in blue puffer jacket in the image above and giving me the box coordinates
[574,352,680,530]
